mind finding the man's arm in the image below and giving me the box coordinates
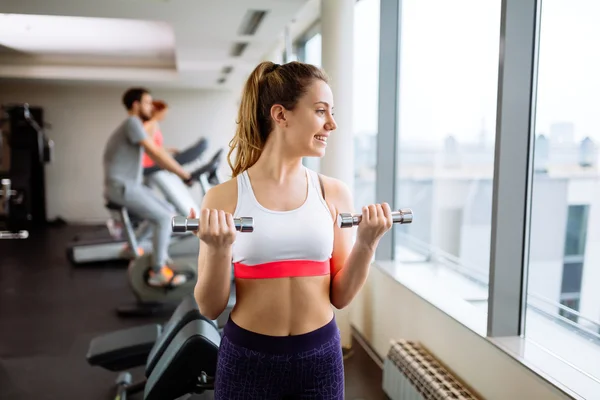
[126,117,190,182]
[141,138,190,181]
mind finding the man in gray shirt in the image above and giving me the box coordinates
[103,87,192,288]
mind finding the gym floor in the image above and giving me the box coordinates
[0,224,388,400]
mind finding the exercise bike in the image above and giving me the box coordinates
[86,295,221,400]
[66,137,209,265]
[116,149,225,318]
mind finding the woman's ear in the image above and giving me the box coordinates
[270,104,287,128]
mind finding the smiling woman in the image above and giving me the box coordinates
[187,60,394,399]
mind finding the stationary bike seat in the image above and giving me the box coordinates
[144,318,221,400]
[87,324,162,372]
[105,201,124,211]
[145,295,217,377]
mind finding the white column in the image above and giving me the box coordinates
[320,0,354,349]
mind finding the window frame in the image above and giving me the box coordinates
[376,0,542,337]
[374,0,600,396]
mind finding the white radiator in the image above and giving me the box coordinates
[382,339,481,400]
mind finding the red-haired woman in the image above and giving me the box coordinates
[142,100,178,168]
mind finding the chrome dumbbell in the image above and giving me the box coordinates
[337,208,413,228]
[171,216,254,233]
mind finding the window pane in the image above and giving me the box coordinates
[564,205,589,256]
[561,262,584,294]
[353,0,379,210]
[525,0,600,382]
[304,33,322,67]
[394,0,501,312]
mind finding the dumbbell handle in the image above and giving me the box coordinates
[337,208,413,228]
[171,216,254,233]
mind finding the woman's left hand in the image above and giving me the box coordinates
[355,202,394,251]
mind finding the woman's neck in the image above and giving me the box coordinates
[250,137,304,184]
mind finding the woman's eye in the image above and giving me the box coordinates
[317,109,326,115]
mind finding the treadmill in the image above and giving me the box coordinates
[67,138,210,265]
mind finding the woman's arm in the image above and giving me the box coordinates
[324,178,393,309]
[192,179,238,320]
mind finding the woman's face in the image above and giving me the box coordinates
[154,108,168,122]
[279,79,337,158]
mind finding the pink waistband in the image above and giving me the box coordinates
[233,259,331,279]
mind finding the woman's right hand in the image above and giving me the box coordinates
[188,208,237,248]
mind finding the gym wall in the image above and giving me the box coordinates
[351,267,573,400]
[0,81,238,224]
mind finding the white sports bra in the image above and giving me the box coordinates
[231,167,334,279]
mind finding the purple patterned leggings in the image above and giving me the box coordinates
[214,316,345,399]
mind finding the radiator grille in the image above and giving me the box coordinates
[382,339,481,400]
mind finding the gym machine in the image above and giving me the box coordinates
[149,149,225,258]
[0,178,28,239]
[66,141,216,265]
[142,138,215,217]
[0,103,53,236]
[114,176,253,318]
[86,295,220,400]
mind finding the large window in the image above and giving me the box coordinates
[352,0,379,209]
[376,0,600,394]
[525,0,600,381]
[296,0,380,211]
[393,0,502,310]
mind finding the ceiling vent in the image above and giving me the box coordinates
[238,10,268,36]
[230,42,248,57]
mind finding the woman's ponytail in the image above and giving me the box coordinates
[228,61,277,177]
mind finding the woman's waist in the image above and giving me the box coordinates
[224,310,338,354]
[231,276,333,336]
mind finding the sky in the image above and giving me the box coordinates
[306,0,600,145]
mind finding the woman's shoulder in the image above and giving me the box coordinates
[201,177,238,214]
[306,169,354,214]
[309,171,351,199]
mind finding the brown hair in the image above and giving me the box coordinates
[122,87,150,110]
[227,61,328,177]
[152,100,168,113]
